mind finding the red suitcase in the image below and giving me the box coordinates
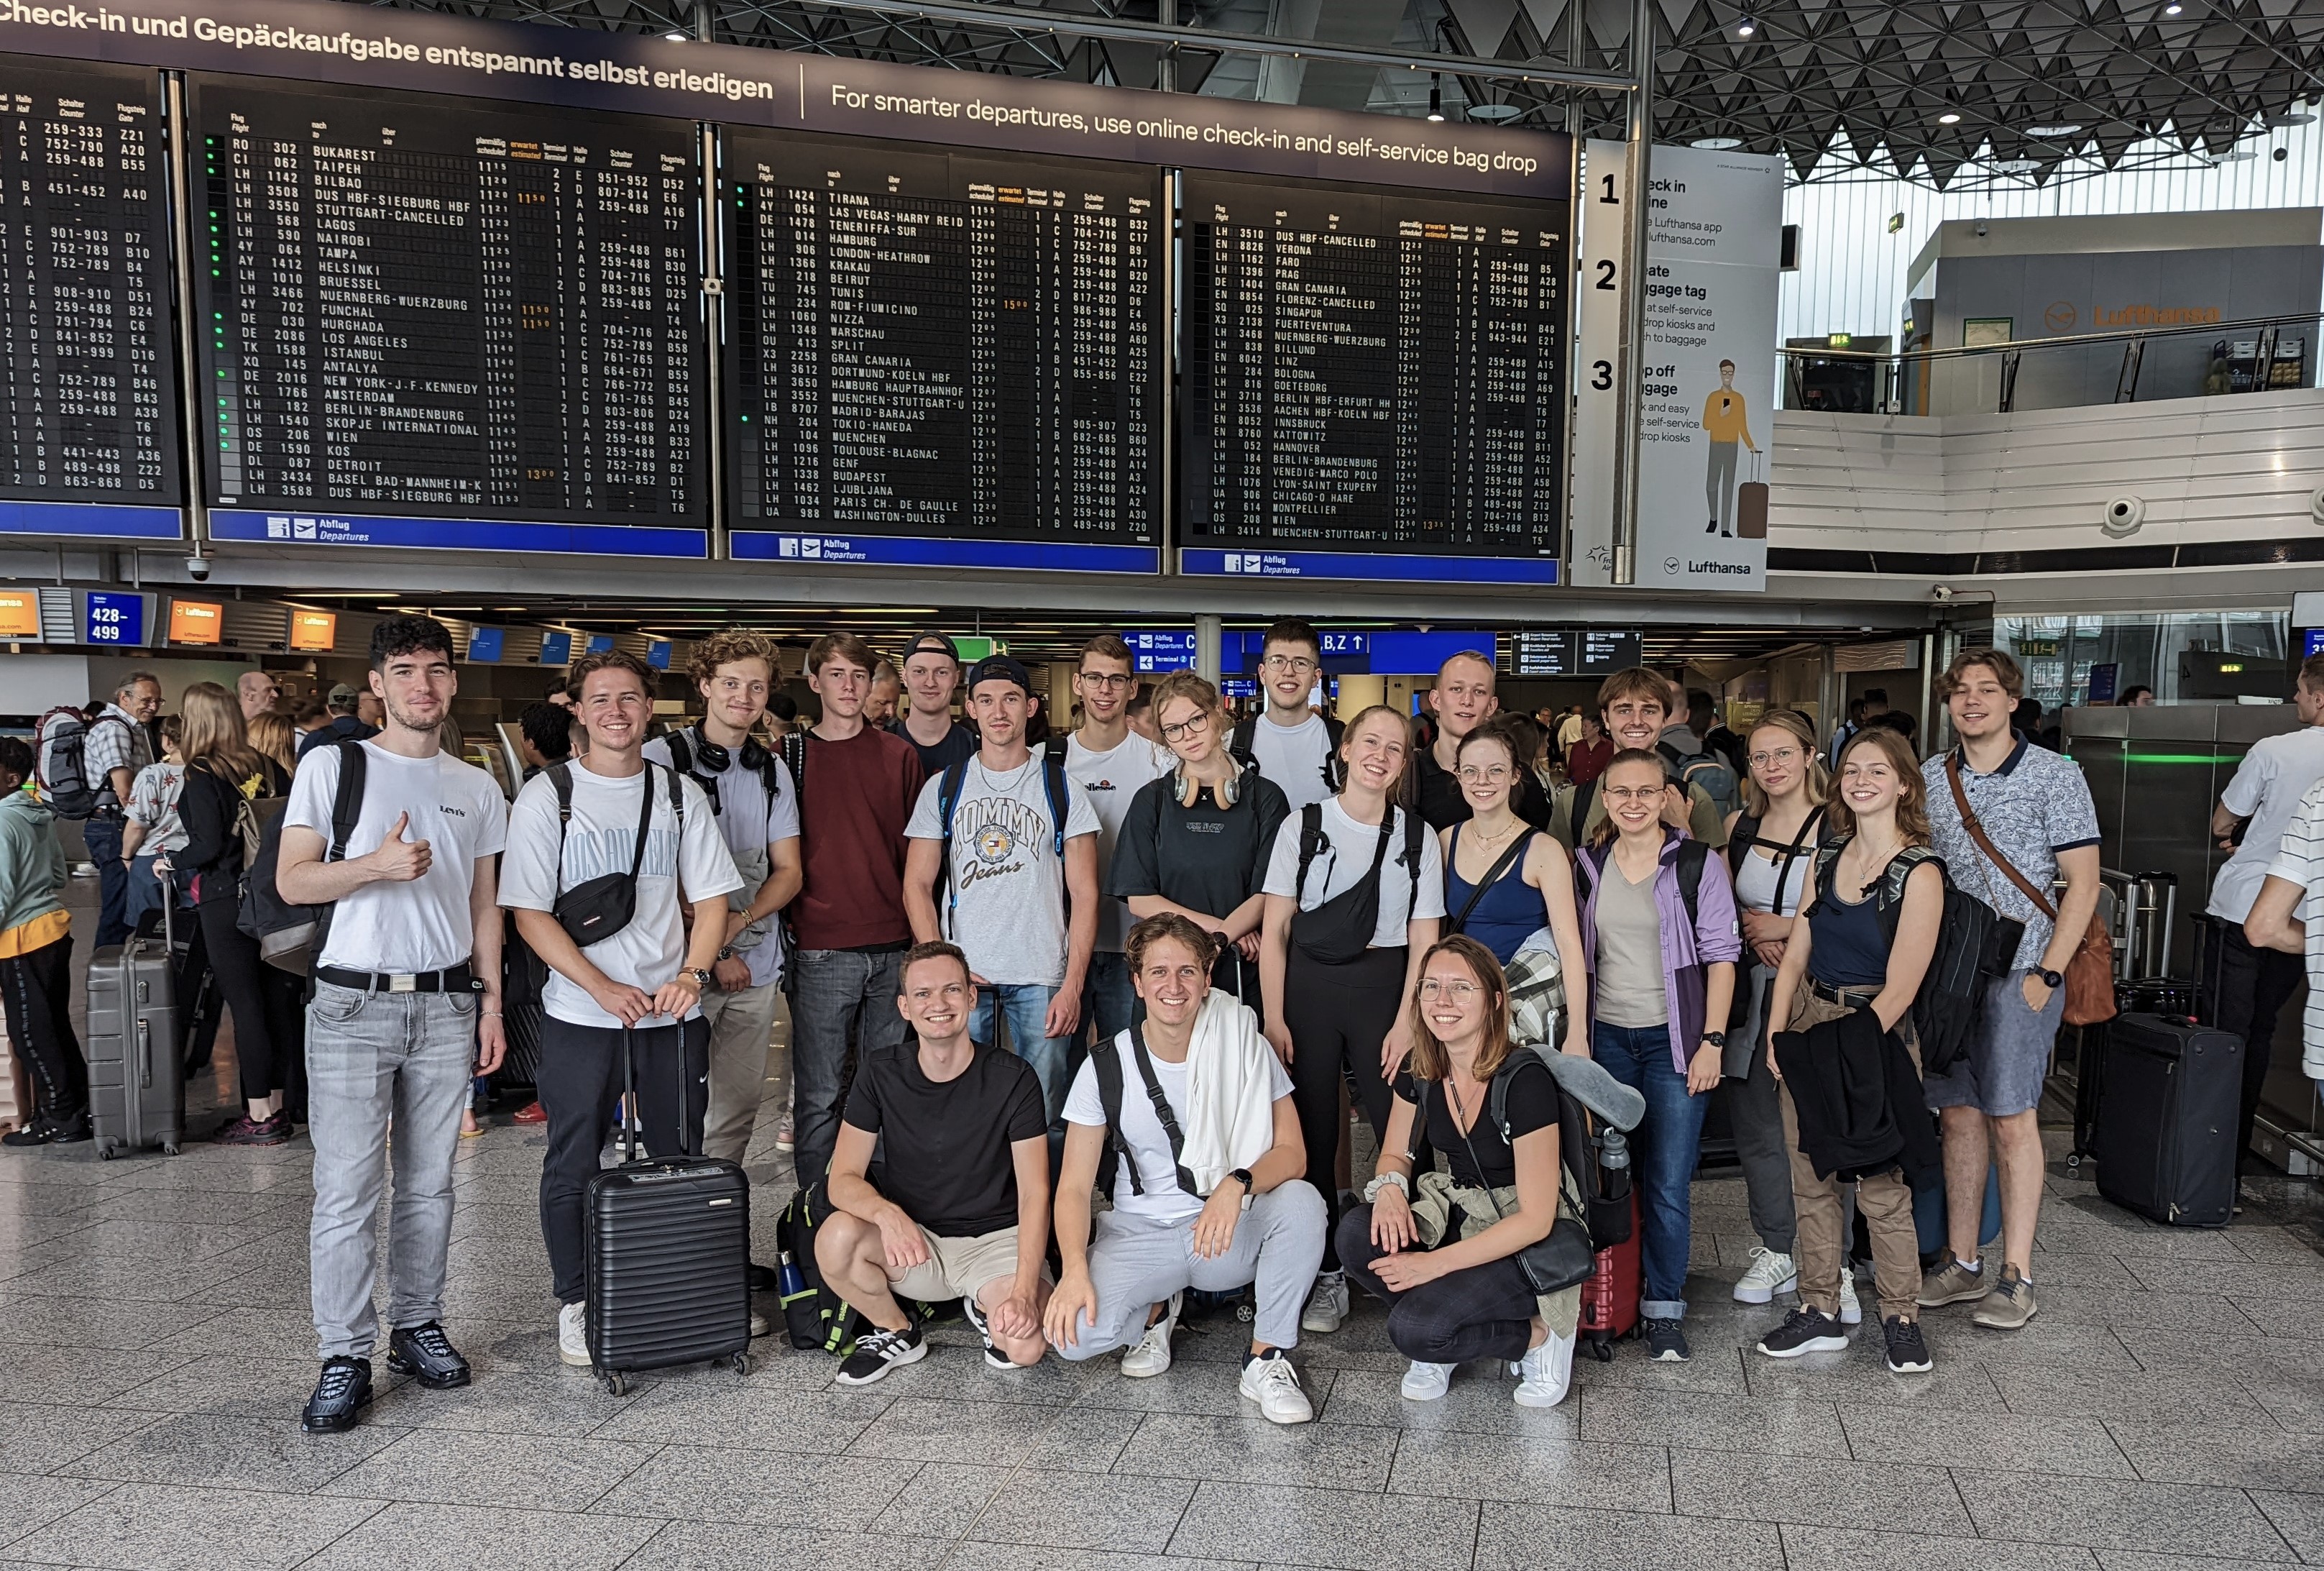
[1579,1191,1641,1360]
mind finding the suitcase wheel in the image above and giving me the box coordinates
[730,1352,750,1378]
[161,1141,178,1157]
[1586,1334,1615,1363]
[98,1140,117,1161]
[602,1370,628,1398]
[2064,1153,2082,1172]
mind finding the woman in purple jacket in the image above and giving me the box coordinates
[1575,749,1740,1362]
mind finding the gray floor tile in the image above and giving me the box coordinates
[848,1396,1139,1470]
[2251,1489,2324,1562]
[1473,1502,1785,1570]
[1121,1411,1398,1490]
[590,1446,907,1529]
[1840,1406,2136,1478]
[615,1520,954,1571]
[45,1217,278,1264]
[2095,1554,2306,1571]
[1741,1334,2008,1411]
[1956,1470,2297,1560]
[1995,1362,2269,1423]
[944,1546,1255,1571]
[316,1428,655,1511]
[858,1462,1010,1539]
[1778,1526,2098,1571]
[960,1467,1199,1552]
[2233,1370,2324,1435]
[2105,1416,2324,1490]
[2226,1227,2324,1267]
[0,1290,225,1351]
[1075,1360,1323,1419]
[1570,1343,1753,1396]
[0,1403,157,1473]
[1390,1428,1672,1511]
[299,1501,662,1570]
[2013,1250,2143,1288]
[0,1473,124,1554]
[55,1411,401,1495]
[1669,1449,1972,1536]
[144,1304,324,1361]
[864,1347,1098,1406]
[83,1186,306,1228]
[362,1370,651,1437]
[592,1381,891,1452]
[0,1247,249,1304]
[1169,1480,1479,1570]
[1318,1365,1581,1437]
[0,1481,382,1571]
[1578,1388,1851,1458]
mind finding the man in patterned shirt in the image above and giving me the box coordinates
[81,672,160,948]
[2244,777,2324,1084]
[1916,648,2102,1332]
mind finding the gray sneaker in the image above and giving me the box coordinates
[1970,1266,2039,1330]
[1917,1250,1985,1309]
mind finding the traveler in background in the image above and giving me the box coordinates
[1554,670,1727,851]
[298,682,380,759]
[1758,725,1943,1375]
[1341,935,1581,1408]
[1565,713,1612,787]
[1827,688,1888,767]
[1112,672,1291,1007]
[905,655,1100,1121]
[2244,777,2324,1080]
[248,711,299,778]
[501,649,743,1371]
[175,681,301,1145]
[119,715,188,935]
[1414,651,1553,832]
[1661,689,1744,820]
[516,701,572,782]
[0,736,87,1147]
[1439,722,1590,1035]
[1555,705,1586,756]
[293,696,331,741]
[544,680,574,712]
[356,692,386,730]
[2122,685,2157,707]
[1047,916,1326,1425]
[2202,653,2324,1171]
[766,693,799,740]
[1259,705,1445,1335]
[818,941,1052,1383]
[1718,710,1832,1316]
[1698,692,1748,781]
[1064,635,1170,1048]
[1229,618,1341,812]
[894,632,978,777]
[865,660,901,728]
[1126,687,1158,745]
[82,670,160,949]
[1863,710,1920,748]
[274,615,511,1432]
[238,669,280,721]
[645,629,803,1168]
[1919,648,2100,1331]
[1574,747,1741,1361]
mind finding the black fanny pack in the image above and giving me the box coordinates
[1291,809,1395,966]
[548,761,658,948]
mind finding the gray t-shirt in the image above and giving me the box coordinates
[1593,858,1669,1028]
[906,755,1102,988]
[1923,738,2101,971]
[643,733,800,989]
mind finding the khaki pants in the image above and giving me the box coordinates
[1776,981,1922,1323]
[699,979,784,1164]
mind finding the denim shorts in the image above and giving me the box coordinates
[1921,971,2064,1118]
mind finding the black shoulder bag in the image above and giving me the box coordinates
[548,761,660,948]
[1429,1070,1597,1296]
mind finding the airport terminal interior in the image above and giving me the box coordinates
[4,0,2324,1565]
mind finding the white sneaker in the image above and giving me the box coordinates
[1511,1328,1576,1409]
[748,1311,770,1339]
[1119,1292,1181,1379]
[1400,1360,1454,1401]
[1300,1270,1349,1334]
[1238,1351,1314,1424]
[1732,1247,1799,1305]
[1837,1266,1863,1326]
[558,1301,591,1368]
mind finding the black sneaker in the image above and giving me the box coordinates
[746,1262,781,1293]
[216,1114,288,1148]
[1,1117,58,1148]
[957,1296,1014,1370]
[300,1356,373,1433]
[1642,1317,1690,1362]
[1755,1305,1850,1360]
[1883,1316,1934,1374]
[834,1322,927,1386]
[45,1110,91,1145]
[386,1322,472,1389]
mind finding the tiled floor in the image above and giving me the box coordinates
[8,884,2324,1569]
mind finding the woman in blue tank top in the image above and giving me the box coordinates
[1438,721,1590,1058]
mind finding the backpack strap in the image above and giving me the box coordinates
[779,730,807,803]
[1871,843,1939,948]
[1570,778,1599,846]
[1675,838,1709,931]
[1486,1044,1556,1146]
[1811,836,1845,903]
[1397,804,1423,876]
[1043,754,1070,858]
[1092,1032,1139,1193]
[1321,714,1346,793]
[666,729,694,780]
[937,757,970,935]
[1129,1023,1198,1196]
[1228,714,1259,771]
[1730,812,1763,855]
[1294,802,1326,902]
[326,740,366,864]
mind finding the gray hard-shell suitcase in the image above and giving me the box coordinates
[87,899,184,1158]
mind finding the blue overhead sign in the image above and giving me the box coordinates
[733,532,1160,576]
[0,501,181,541]
[81,590,147,647]
[1182,548,1559,587]
[210,510,708,560]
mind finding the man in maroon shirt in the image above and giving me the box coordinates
[780,633,926,1188]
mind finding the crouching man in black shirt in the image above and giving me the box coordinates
[819,940,1054,1383]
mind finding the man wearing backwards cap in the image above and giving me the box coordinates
[298,681,382,759]
[892,632,979,778]
[905,656,1101,1121]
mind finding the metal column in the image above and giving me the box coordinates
[1195,613,1223,684]
[164,73,208,564]
[695,0,727,559]
[1609,0,1652,585]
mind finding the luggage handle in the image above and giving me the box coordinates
[617,1020,699,1165]
[135,1015,152,1091]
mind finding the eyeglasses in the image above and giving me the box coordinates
[1159,711,1213,742]
[1601,785,1663,802]
[1078,672,1133,690]
[1417,979,1482,1000]
[1747,746,1801,768]
[1262,654,1318,674]
[1455,764,1511,784]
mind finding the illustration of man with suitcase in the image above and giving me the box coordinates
[1701,359,1759,539]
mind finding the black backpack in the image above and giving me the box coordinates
[1809,838,2010,1077]
[772,1181,868,1356]
[1410,1048,1633,1253]
[238,741,366,975]
[1230,712,1345,798]
[1574,835,1711,932]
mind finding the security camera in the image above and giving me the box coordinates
[2101,495,2145,536]
[2277,147,2290,162]
[1932,583,1955,603]
[2310,486,2324,524]
[187,553,212,581]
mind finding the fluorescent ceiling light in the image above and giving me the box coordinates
[1691,135,1743,149]
[2026,124,2082,137]
[1937,112,1962,125]
[1467,103,1520,122]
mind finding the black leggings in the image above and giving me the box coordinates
[1337,1206,1540,1364]
[198,898,305,1104]
[0,933,86,1123]
[1285,944,1405,1269]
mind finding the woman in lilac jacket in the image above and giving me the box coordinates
[1574,749,1740,1362]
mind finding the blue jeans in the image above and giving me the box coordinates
[972,983,1070,1123]
[84,817,129,949]
[788,947,909,1190]
[1593,1020,1710,1319]
[1083,951,1136,1050]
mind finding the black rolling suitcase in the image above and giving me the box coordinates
[2093,1012,2239,1228]
[583,1025,752,1394]
[87,901,185,1158]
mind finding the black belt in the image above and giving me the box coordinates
[316,963,477,995]
[1809,977,1878,1004]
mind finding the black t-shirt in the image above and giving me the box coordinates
[841,1041,1047,1236]
[1392,1055,1558,1188]
[1106,771,1291,923]
[889,718,977,780]
[1415,751,1553,834]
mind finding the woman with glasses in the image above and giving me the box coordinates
[1574,748,1740,1362]
[1110,672,1292,1004]
[1717,710,1835,1314]
[1259,705,1444,1335]
[1339,935,1581,1408]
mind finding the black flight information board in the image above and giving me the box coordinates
[1511,628,1643,677]
[190,76,705,549]
[1180,169,1567,582]
[0,60,178,518]
[725,131,1162,572]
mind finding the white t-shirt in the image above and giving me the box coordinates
[500,759,745,1028]
[906,754,1103,988]
[285,741,509,974]
[643,733,800,989]
[1062,1030,1295,1223]
[1246,710,1335,812]
[2209,725,2324,923]
[1063,730,1170,953]
[1261,798,1447,949]
[2266,779,2324,1078]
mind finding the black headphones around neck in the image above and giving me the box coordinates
[689,730,771,775]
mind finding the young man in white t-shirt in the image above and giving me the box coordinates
[905,655,1101,1121]
[1063,634,1170,1048]
[643,629,802,1166]
[500,651,745,1370]
[2247,778,2324,1081]
[1230,618,1340,812]
[276,616,512,1434]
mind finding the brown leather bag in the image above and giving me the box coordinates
[1944,759,2116,1027]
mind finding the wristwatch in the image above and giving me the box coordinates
[1228,1168,1255,1211]
[2034,966,2063,989]
[683,967,713,989]
[1699,1030,1727,1049]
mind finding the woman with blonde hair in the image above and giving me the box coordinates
[247,710,298,777]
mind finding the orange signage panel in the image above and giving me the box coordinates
[0,590,37,639]
[288,610,337,652]
[169,599,224,645]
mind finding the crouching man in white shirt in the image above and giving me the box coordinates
[1044,913,1327,1424]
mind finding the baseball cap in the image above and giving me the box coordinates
[965,655,1032,695]
[326,682,361,709]
[904,632,959,664]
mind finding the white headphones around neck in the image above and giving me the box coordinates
[1177,756,1241,810]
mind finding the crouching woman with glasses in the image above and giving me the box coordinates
[1338,935,1582,1409]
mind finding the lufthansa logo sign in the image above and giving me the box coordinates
[2044,300,2077,331]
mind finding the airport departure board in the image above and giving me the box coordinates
[1180,170,1567,564]
[726,132,1161,547]
[190,77,704,527]
[0,60,177,507]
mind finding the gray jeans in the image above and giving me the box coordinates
[789,947,909,1188]
[306,982,477,1360]
[1724,961,1796,1255]
[699,978,783,1165]
[1054,1180,1328,1360]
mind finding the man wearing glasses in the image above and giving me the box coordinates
[1064,635,1170,1047]
[1228,618,1342,812]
